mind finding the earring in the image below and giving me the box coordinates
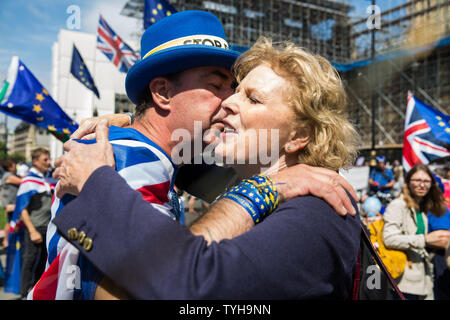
[287,146,291,151]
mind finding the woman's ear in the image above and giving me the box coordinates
[284,127,310,154]
[149,77,171,112]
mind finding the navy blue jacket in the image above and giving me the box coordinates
[53,166,361,299]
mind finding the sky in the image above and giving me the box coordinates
[0,0,403,130]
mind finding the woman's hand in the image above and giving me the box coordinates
[271,164,358,216]
[71,113,131,140]
[425,230,450,249]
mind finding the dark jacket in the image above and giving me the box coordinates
[53,166,361,299]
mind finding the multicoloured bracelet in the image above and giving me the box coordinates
[219,174,279,224]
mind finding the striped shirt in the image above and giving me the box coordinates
[28,126,183,300]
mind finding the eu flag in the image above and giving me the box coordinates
[0,56,78,141]
[411,96,450,144]
[402,93,450,171]
[144,0,177,30]
[70,45,100,99]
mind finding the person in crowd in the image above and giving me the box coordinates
[427,168,450,300]
[1,159,22,248]
[383,164,450,300]
[14,148,52,297]
[392,161,404,197]
[51,35,362,299]
[368,156,395,194]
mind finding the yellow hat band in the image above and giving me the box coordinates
[143,34,230,59]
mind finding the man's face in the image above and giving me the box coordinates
[377,161,386,170]
[168,66,234,139]
[33,153,51,174]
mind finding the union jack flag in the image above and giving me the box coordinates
[28,126,184,300]
[402,92,450,172]
[97,15,140,73]
[3,168,55,295]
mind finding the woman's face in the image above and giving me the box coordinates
[214,64,297,165]
[408,169,432,198]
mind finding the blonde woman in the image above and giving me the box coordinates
[383,164,449,300]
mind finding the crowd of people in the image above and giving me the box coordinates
[0,9,449,301]
[360,157,450,300]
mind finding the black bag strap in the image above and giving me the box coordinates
[360,225,406,300]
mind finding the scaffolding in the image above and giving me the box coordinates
[121,0,450,160]
[122,0,354,63]
[346,0,450,156]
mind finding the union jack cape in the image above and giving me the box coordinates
[96,15,140,73]
[3,168,55,294]
[28,126,183,299]
[402,92,450,172]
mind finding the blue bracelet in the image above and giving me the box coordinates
[244,175,279,214]
[232,184,269,218]
[222,192,261,223]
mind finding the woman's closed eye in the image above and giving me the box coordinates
[248,96,260,104]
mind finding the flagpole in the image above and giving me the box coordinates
[65,46,72,121]
[91,38,97,117]
[4,113,7,158]
[370,0,377,168]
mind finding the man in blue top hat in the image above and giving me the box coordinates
[369,155,395,194]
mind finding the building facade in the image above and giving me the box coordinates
[49,29,136,161]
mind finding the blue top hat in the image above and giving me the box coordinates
[125,10,241,104]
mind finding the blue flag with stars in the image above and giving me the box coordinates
[0,56,78,141]
[143,0,177,30]
[413,96,450,144]
[70,45,100,99]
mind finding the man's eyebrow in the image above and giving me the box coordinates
[203,69,231,80]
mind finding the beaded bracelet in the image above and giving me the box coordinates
[219,174,279,224]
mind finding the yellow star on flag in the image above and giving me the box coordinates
[35,93,44,102]
[436,116,442,120]
[36,117,44,121]
[48,125,56,131]
[42,88,49,95]
[438,122,445,127]
[63,128,71,134]
[157,4,162,10]
[446,128,450,133]
[153,9,157,15]
[33,104,42,113]
[167,11,172,15]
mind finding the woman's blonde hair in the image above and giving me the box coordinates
[233,37,360,170]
